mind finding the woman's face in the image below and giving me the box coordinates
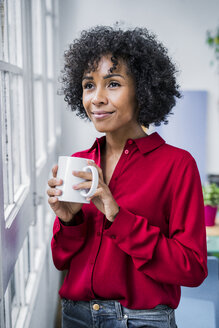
[82,54,139,134]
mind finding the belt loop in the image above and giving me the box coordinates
[115,301,123,320]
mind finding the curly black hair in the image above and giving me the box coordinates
[61,25,181,127]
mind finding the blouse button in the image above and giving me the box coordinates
[128,140,133,144]
[124,149,129,155]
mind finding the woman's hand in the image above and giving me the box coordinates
[47,164,83,223]
[73,160,119,222]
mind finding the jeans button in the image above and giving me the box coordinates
[93,303,100,311]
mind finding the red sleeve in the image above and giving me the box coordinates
[104,157,208,286]
[51,211,87,271]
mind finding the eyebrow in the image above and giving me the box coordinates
[82,73,125,81]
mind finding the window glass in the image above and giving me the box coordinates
[1,0,22,65]
[11,74,24,194]
[1,71,27,208]
[36,203,45,248]
[11,266,20,327]
[34,80,45,164]
[4,264,20,327]
[32,0,43,75]
[23,234,31,286]
[14,0,22,67]
[0,0,9,61]
[28,225,36,271]
[7,0,16,65]
[46,15,53,78]
[0,71,13,207]
[47,82,55,143]
[0,0,59,326]
[46,0,52,12]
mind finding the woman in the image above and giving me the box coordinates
[47,25,207,328]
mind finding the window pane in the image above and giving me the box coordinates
[28,225,36,271]
[14,0,22,67]
[11,270,20,328]
[7,0,16,65]
[1,72,26,209]
[35,203,44,249]
[10,272,16,307]
[0,71,8,206]
[11,74,24,194]
[46,15,53,78]
[23,234,31,286]
[46,0,52,12]
[32,0,43,74]
[7,0,22,66]
[4,264,20,327]
[0,71,13,207]
[0,0,9,61]
[34,80,45,162]
[47,82,55,143]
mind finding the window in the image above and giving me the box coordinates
[0,0,28,222]
[0,0,60,327]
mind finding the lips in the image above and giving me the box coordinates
[91,111,115,119]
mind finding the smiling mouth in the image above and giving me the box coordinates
[91,111,115,119]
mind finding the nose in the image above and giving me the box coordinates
[91,87,108,106]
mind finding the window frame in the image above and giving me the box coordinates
[0,0,61,326]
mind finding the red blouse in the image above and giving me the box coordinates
[51,132,208,309]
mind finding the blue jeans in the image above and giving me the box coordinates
[61,299,178,328]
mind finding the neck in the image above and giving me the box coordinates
[105,124,147,156]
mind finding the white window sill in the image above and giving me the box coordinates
[5,182,30,229]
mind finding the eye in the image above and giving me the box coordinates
[108,81,121,88]
[83,82,94,90]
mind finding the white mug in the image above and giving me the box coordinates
[56,156,99,203]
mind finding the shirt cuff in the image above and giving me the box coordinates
[53,212,86,239]
[58,209,84,226]
[103,206,160,261]
[103,206,136,240]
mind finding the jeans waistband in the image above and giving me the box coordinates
[72,299,173,320]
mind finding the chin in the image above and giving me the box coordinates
[95,127,110,133]
[92,122,113,133]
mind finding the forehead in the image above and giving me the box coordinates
[84,54,129,75]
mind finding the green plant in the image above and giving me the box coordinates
[202,183,219,207]
[206,27,219,65]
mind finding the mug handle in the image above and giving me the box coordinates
[80,165,99,198]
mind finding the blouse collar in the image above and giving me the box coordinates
[88,132,165,155]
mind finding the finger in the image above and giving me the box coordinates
[87,160,104,180]
[52,164,58,178]
[48,196,58,205]
[73,181,92,190]
[47,188,62,197]
[48,177,63,188]
[86,187,103,201]
[73,170,92,180]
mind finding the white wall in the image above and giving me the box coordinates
[58,0,219,174]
